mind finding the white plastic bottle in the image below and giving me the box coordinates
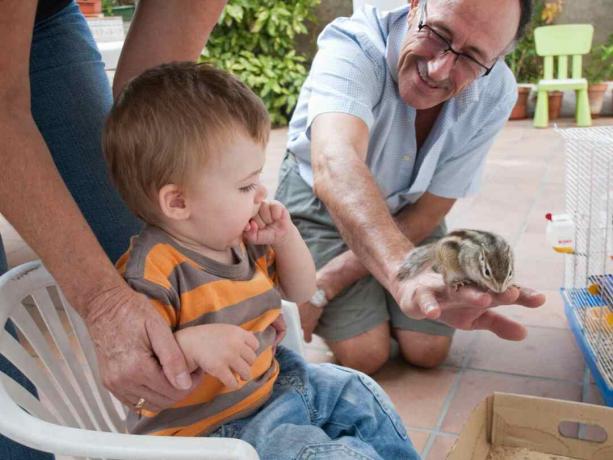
[545,213,575,254]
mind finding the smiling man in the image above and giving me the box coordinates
[275,0,545,374]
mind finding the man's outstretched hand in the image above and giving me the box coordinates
[394,270,545,340]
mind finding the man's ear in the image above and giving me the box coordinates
[158,184,190,221]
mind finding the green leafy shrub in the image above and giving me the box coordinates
[201,0,320,126]
[586,34,613,83]
[505,0,562,83]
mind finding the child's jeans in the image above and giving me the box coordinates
[210,346,420,460]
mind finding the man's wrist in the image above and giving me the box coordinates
[308,287,329,308]
[81,278,133,325]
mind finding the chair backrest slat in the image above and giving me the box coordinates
[60,289,127,429]
[544,56,554,79]
[571,55,583,79]
[0,371,58,424]
[557,55,568,79]
[1,332,79,427]
[11,306,97,430]
[31,287,113,432]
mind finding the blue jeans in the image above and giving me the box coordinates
[0,2,140,458]
[211,347,420,460]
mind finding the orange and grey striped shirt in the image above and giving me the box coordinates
[116,225,281,437]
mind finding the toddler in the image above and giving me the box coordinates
[103,61,419,460]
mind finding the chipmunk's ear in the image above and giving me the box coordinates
[158,184,190,221]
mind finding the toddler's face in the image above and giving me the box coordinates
[185,131,268,250]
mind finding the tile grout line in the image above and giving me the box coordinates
[443,365,585,386]
[421,334,479,458]
[581,367,591,403]
[578,367,591,439]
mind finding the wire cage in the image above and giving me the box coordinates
[559,126,613,406]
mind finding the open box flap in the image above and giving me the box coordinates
[447,393,613,460]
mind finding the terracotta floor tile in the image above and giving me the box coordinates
[443,331,477,368]
[441,369,582,434]
[583,383,605,406]
[407,430,431,454]
[494,289,568,329]
[373,357,458,430]
[514,232,566,291]
[424,434,458,460]
[469,327,584,381]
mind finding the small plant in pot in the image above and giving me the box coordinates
[505,0,562,120]
[585,34,613,117]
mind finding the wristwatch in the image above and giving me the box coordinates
[309,287,329,309]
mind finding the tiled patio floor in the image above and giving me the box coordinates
[1,118,611,459]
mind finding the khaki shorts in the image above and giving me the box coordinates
[274,153,455,342]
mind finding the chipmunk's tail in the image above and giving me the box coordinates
[397,243,436,280]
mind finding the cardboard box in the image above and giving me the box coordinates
[447,393,613,460]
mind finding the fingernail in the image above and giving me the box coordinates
[425,304,437,314]
[175,372,191,390]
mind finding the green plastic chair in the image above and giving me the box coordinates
[533,24,594,128]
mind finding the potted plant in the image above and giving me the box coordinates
[585,34,613,117]
[77,0,102,17]
[103,0,136,22]
[509,84,532,119]
[505,0,562,119]
[547,90,563,119]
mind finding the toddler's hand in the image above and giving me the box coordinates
[175,324,259,389]
[243,200,292,246]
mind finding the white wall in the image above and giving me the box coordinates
[352,0,407,11]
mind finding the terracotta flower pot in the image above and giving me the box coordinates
[548,90,564,120]
[77,0,102,17]
[588,82,608,117]
[509,86,531,120]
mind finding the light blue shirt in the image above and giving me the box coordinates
[286,5,517,214]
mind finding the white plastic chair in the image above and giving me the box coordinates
[0,260,305,459]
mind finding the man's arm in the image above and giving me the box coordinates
[311,113,412,295]
[113,0,227,97]
[0,1,219,411]
[309,112,545,338]
[317,192,455,301]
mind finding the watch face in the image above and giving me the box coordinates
[310,288,327,308]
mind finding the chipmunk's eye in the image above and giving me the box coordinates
[484,267,491,278]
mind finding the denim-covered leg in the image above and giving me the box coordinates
[227,347,418,460]
[303,362,419,460]
[29,3,141,263]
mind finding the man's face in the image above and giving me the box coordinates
[397,0,520,109]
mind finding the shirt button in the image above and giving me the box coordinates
[402,154,412,161]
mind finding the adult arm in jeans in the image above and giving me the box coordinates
[0,0,225,412]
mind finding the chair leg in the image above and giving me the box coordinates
[534,90,549,128]
[575,89,592,127]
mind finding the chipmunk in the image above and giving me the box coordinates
[397,229,515,294]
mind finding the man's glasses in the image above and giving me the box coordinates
[416,0,496,79]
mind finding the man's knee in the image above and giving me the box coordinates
[395,330,452,369]
[327,323,390,374]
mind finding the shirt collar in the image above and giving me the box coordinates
[384,5,481,118]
